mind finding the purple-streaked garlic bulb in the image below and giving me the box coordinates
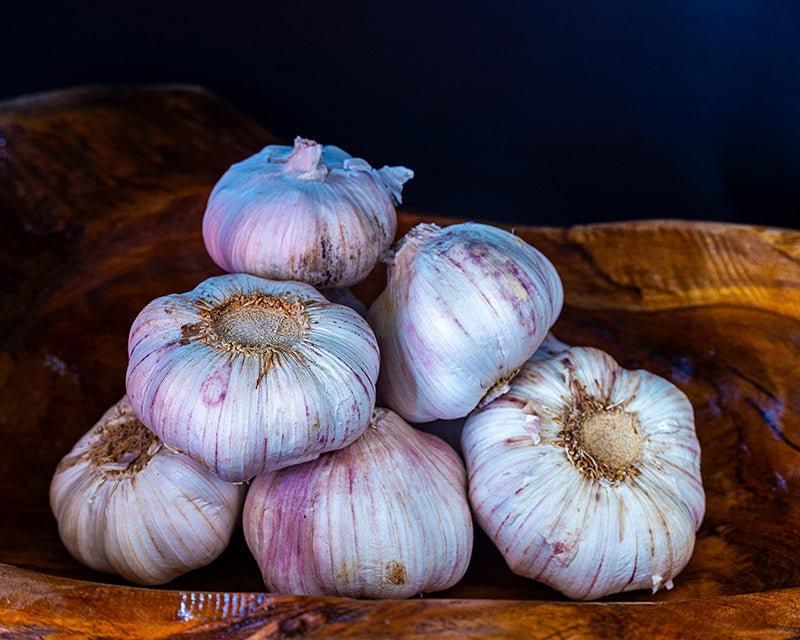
[367,222,564,423]
[126,273,380,482]
[49,396,245,586]
[462,345,705,600]
[202,136,413,289]
[243,407,474,599]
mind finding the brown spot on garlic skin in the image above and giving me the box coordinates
[334,561,359,583]
[179,321,204,345]
[504,435,536,447]
[296,234,350,288]
[384,560,408,585]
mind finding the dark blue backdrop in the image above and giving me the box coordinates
[5,1,800,228]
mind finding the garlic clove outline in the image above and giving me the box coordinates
[126,273,380,482]
[461,345,705,600]
[367,221,564,423]
[202,136,413,289]
[49,395,246,586]
[243,407,474,599]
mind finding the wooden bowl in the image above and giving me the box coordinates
[2,86,800,638]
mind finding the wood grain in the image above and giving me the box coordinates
[2,85,800,637]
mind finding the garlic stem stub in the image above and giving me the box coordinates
[126,273,380,482]
[202,136,413,289]
[243,407,474,599]
[367,222,564,423]
[461,346,705,600]
[49,396,246,586]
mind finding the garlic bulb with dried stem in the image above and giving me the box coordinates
[126,273,380,482]
[49,396,245,586]
[462,345,705,600]
[368,221,563,423]
[202,136,413,289]
[243,407,474,599]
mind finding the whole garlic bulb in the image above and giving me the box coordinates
[49,396,245,586]
[202,136,414,289]
[243,407,474,599]
[461,346,705,600]
[126,273,380,482]
[368,222,563,423]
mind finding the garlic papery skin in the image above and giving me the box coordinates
[126,274,380,482]
[125,273,380,482]
[367,221,564,423]
[243,407,473,599]
[461,346,705,600]
[202,136,414,289]
[49,396,245,586]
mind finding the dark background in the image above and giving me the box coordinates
[4,1,800,229]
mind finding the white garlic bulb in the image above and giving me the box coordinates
[462,346,705,600]
[202,136,413,289]
[367,222,564,423]
[243,407,474,599]
[126,273,380,482]
[49,396,245,586]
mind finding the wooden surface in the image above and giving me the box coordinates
[2,85,800,637]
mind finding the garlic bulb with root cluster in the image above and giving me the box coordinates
[202,136,413,289]
[243,407,474,599]
[462,343,705,600]
[49,396,245,586]
[126,273,380,482]
[368,222,563,423]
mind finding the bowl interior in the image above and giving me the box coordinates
[2,87,800,604]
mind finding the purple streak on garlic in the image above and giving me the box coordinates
[202,136,413,289]
[367,222,564,423]
[49,396,245,586]
[462,346,705,600]
[126,273,380,482]
[243,407,473,599]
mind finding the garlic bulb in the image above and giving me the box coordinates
[126,273,380,482]
[368,222,564,423]
[202,136,413,289]
[461,346,705,600]
[49,396,245,586]
[243,407,474,599]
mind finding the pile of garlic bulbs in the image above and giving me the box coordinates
[50,136,704,600]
